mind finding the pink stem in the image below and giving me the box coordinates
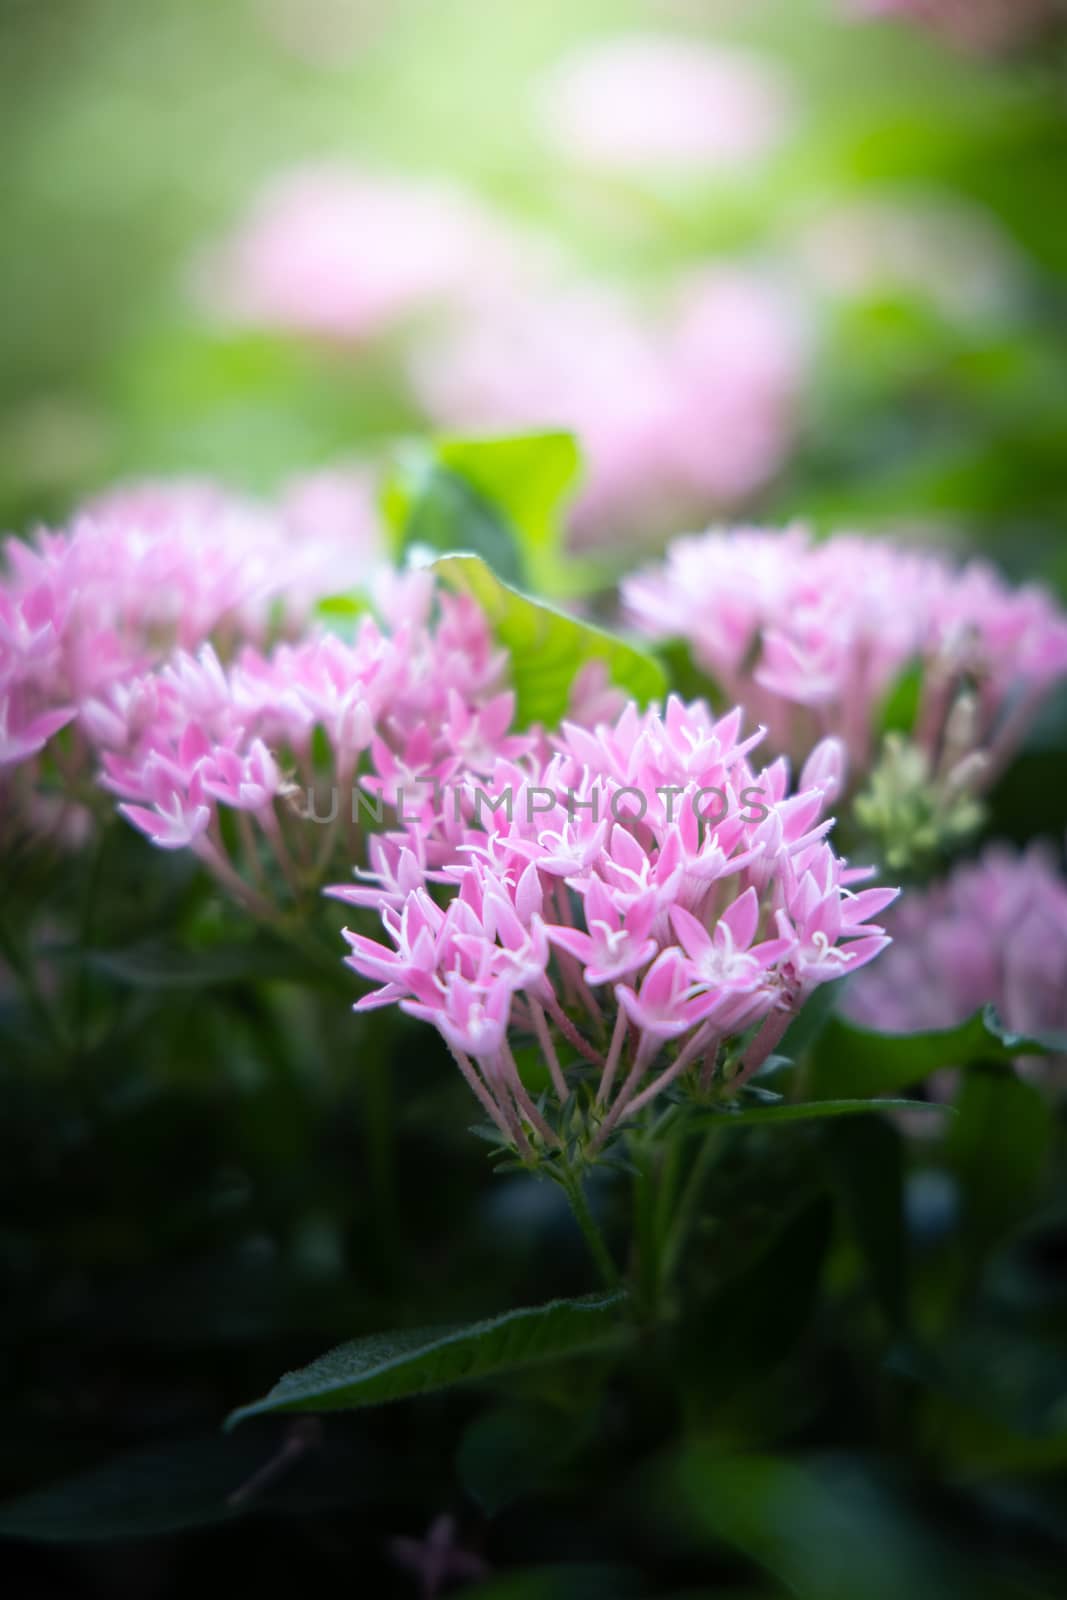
[529,998,569,1101]
[448,1045,513,1145]
[596,1008,628,1106]
[500,1040,558,1147]
[544,993,604,1067]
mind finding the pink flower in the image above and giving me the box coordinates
[624,526,1067,780]
[411,272,804,543]
[197,164,531,344]
[533,35,792,175]
[548,878,659,985]
[843,841,1067,1048]
[102,582,530,914]
[338,696,897,1159]
[0,693,75,767]
[0,473,385,834]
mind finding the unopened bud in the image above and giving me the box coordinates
[800,736,848,805]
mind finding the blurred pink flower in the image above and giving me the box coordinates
[198,165,534,343]
[412,271,804,541]
[338,696,895,1157]
[624,525,1067,778]
[534,34,792,175]
[276,464,384,618]
[842,841,1067,1046]
[0,474,384,831]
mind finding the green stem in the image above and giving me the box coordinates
[660,1128,719,1293]
[631,1136,664,1321]
[560,1167,620,1292]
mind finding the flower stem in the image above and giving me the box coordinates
[559,1166,620,1292]
[630,1135,663,1321]
[660,1128,719,1293]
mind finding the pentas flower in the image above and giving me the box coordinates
[0,473,382,837]
[99,573,528,913]
[533,34,791,176]
[847,0,1065,54]
[624,527,1067,832]
[337,697,896,1162]
[412,272,803,543]
[843,841,1067,1051]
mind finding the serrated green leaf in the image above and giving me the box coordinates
[809,1004,1063,1101]
[431,552,666,728]
[226,1293,629,1425]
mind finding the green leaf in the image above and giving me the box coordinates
[227,1293,628,1426]
[382,432,589,597]
[0,1431,370,1542]
[435,432,582,595]
[660,1449,969,1600]
[431,553,667,729]
[314,590,370,639]
[949,1066,1054,1250]
[384,444,527,586]
[685,1097,946,1132]
[809,1005,1062,1101]
[457,1403,588,1516]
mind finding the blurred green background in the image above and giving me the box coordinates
[2,0,1066,581]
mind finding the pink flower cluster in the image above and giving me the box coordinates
[848,0,1064,53]
[199,162,803,541]
[533,34,792,176]
[99,573,525,910]
[1,472,381,827]
[338,697,896,1158]
[843,841,1067,1047]
[624,526,1067,780]
[199,165,533,344]
[413,272,803,541]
